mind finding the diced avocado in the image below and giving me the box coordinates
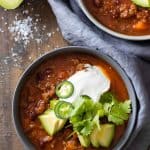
[90,124,115,148]
[78,134,90,148]
[98,124,115,148]
[131,0,150,7]
[39,110,66,136]
[57,118,66,131]
[44,109,52,114]
[0,0,23,9]
[90,127,100,148]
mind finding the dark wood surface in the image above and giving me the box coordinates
[0,0,67,149]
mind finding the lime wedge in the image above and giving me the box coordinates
[132,0,150,7]
[0,0,23,9]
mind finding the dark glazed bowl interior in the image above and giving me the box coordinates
[12,46,137,150]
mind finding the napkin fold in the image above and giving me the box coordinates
[48,0,150,149]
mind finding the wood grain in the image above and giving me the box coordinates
[0,0,68,149]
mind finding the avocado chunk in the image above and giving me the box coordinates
[131,0,150,7]
[78,134,90,148]
[90,124,115,148]
[0,0,23,9]
[90,126,100,148]
[39,110,66,136]
[57,118,66,130]
[78,134,91,147]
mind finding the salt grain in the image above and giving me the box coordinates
[42,25,46,31]
[28,56,32,60]
[35,14,40,17]
[27,2,31,6]
[0,7,60,70]
[7,12,54,47]
[8,16,34,46]
[0,28,4,33]
[35,19,39,22]
[56,27,59,31]
[47,33,52,37]
[23,10,29,15]
[35,38,42,44]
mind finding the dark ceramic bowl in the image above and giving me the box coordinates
[12,46,137,150]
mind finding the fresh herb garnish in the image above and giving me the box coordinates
[100,92,131,125]
[48,92,131,137]
[70,96,104,136]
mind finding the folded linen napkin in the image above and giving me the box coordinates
[48,0,150,149]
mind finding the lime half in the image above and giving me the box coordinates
[0,0,23,9]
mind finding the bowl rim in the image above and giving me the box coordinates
[12,46,137,150]
[77,0,150,41]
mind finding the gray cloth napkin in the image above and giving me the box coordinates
[48,0,150,149]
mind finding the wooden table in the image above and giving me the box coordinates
[0,0,67,149]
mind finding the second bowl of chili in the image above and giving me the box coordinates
[77,0,150,40]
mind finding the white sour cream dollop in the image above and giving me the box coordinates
[63,65,110,103]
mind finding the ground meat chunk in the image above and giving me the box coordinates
[65,140,84,150]
[24,122,36,133]
[76,63,85,71]
[42,89,55,101]
[94,0,102,7]
[40,136,53,147]
[119,3,137,18]
[25,102,37,120]
[71,58,80,65]
[58,71,68,79]
[39,83,56,104]
[25,99,46,119]
[64,131,84,150]
[34,100,46,115]
[136,10,150,22]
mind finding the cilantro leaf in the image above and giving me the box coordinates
[108,115,124,125]
[92,111,101,130]
[100,92,116,104]
[100,92,131,125]
[108,102,131,125]
[119,100,131,113]
[71,95,94,117]
[69,92,131,136]
[70,95,104,136]
[79,120,94,136]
